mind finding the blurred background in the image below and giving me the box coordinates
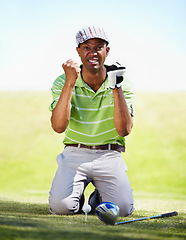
[0,0,185,212]
[1,0,186,92]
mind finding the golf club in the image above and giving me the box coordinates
[115,211,178,225]
[96,202,120,225]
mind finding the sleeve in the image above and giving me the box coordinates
[122,76,135,117]
[49,74,66,112]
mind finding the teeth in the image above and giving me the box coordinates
[89,59,98,63]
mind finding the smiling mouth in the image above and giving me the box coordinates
[88,59,99,64]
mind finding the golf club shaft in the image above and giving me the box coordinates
[115,211,178,225]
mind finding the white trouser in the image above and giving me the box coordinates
[49,146,134,216]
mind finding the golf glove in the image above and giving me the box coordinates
[107,62,126,89]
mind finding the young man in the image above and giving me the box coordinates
[49,26,134,216]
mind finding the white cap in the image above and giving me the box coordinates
[76,26,109,46]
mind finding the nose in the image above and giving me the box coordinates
[90,49,98,56]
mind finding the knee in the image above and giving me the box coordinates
[118,202,134,217]
[49,195,79,215]
[117,190,134,217]
[115,195,134,217]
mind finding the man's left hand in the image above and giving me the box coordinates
[107,62,126,89]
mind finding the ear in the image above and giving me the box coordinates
[76,47,80,56]
[106,46,110,57]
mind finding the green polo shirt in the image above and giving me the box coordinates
[49,71,134,147]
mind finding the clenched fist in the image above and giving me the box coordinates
[62,59,81,87]
[107,62,126,89]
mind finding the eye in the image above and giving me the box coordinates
[84,46,90,51]
[97,45,104,51]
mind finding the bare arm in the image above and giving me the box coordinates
[112,87,133,137]
[51,59,81,133]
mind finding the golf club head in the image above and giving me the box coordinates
[95,202,119,225]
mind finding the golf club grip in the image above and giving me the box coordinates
[161,211,178,218]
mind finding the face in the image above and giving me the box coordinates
[76,38,110,73]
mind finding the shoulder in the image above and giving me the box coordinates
[49,74,66,112]
[122,76,134,91]
[122,76,135,96]
[51,73,66,90]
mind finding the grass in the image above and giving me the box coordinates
[0,91,186,239]
[0,200,185,240]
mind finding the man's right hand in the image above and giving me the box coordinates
[62,59,81,87]
[51,60,81,133]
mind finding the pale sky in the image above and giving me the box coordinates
[0,0,185,91]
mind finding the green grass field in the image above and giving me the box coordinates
[0,91,185,239]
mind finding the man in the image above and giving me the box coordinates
[49,26,134,216]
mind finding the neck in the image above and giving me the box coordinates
[81,66,107,92]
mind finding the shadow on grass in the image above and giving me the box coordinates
[0,199,49,215]
[0,200,185,240]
